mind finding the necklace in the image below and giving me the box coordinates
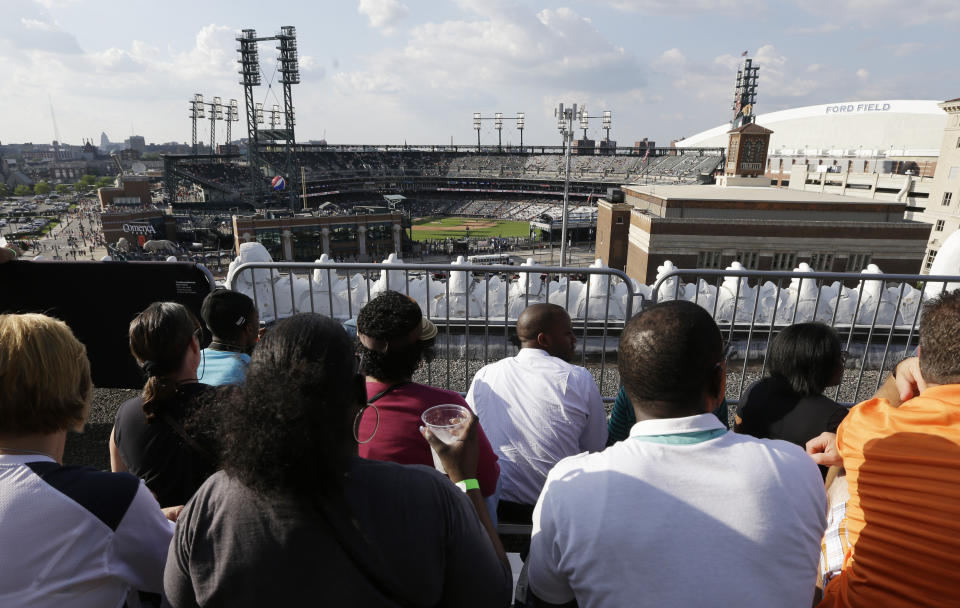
[0,446,56,459]
[209,340,248,354]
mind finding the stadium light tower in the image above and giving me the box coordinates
[190,93,205,155]
[555,102,577,266]
[516,112,525,150]
[473,113,482,151]
[579,105,589,139]
[495,112,503,151]
[602,110,612,141]
[209,96,223,154]
[225,99,239,149]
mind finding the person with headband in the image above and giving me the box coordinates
[110,301,218,507]
[199,289,259,386]
[0,313,175,607]
[354,290,501,505]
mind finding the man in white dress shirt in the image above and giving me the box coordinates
[526,300,826,608]
[466,303,607,526]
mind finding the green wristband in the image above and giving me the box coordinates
[455,478,480,493]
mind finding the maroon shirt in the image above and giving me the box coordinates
[358,381,500,497]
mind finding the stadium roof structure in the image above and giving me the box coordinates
[677,100,946,155]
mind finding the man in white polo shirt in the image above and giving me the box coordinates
[466,303,607,527]
[527,300,826,608]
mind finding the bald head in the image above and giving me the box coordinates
[517,303,575,361]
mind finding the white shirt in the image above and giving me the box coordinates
[0,454,174,608]
[466,348,607,505]
[527,414,827,608]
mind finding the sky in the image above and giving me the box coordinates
[1,0,957,148]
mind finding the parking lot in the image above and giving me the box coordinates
[0,195,74,238]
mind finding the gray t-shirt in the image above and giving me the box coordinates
[164,458,511,607]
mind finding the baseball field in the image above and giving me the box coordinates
[411,216,530,241]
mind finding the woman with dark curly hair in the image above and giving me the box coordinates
[163,313,511,607]
[736,322,849,468]
[355,290,501,502]
[110,301,218,507]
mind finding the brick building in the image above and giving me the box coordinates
[596,183,930,284]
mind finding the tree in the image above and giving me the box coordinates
[78,174,97,187]
[54,184,71,195]
[0,183,8,197]
[96,177,115,188]
[33,181,52,195]
[14,185,32,196]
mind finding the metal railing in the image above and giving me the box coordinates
[225,260,960,406]
[652,267,960,404]
[228,260,643,398]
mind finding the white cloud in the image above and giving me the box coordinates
[795,0,960,25]
[601,0,764,12]
[337,2,642,98]
[887,42,925,56]
[856,68,869,79]
[358,0,410,33]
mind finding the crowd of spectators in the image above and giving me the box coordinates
[4,280,960,606]
[247,149,722,185]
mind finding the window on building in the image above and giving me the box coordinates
[944,192,954,206]
[771,252,796,271]
[697,251,723,269]
[735,251,758,269]
[950,167,960,180]
[936,219,945,231]
[616,216,624,224]
[925,249,938,272]
[810,253,835,271]
[956,136,960,149]
[846,253,872,271]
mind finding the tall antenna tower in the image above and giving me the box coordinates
[731,55,759,129]
[48,94,62,158]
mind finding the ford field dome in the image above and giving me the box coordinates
[677,100,946,155]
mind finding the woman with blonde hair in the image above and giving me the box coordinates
[111,301,218,507]
[0,313,173,607]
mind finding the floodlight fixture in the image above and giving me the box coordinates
[602,110,612,141]
[213,97,223,120]
[237,29,262,87]
[270,104,281,129]
[276,26,300,85]
[494,112,504,150]
[255,102,264,124]
[190,93,205,154]
[473,112,482,151]
[516,112,525,149]
[226,99,239,147]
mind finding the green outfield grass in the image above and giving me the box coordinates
[411,216,530,241]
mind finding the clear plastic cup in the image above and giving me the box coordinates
[421,404,470,472]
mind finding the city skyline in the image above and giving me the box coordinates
[1,0,957,148]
